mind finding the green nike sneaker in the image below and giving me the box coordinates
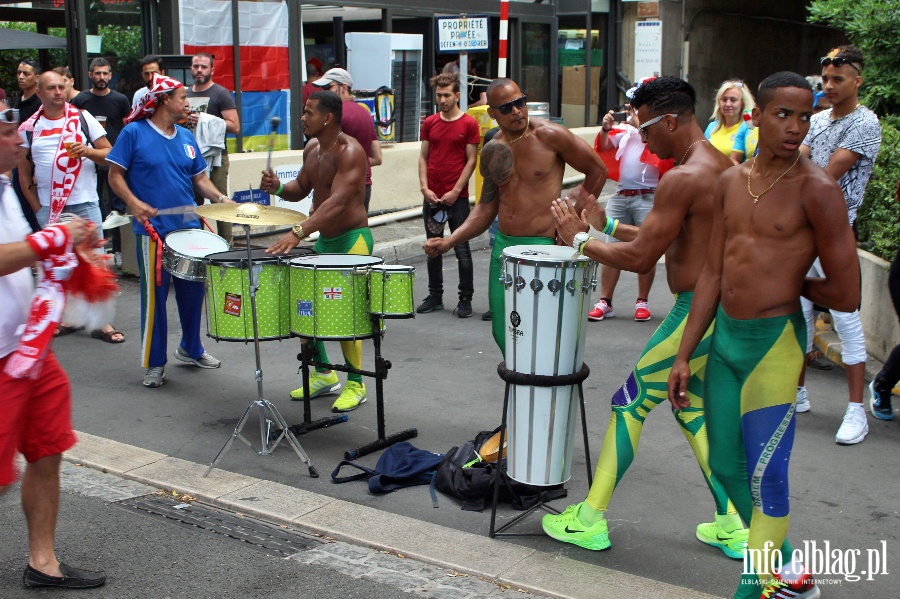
[541,503,611,551]
[290,370,341,400]
[332,381,367,412]
[696,518,749,559]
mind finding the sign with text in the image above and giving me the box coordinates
[271,164,313,215]
[634,20,662,82]
[436,16,490,54]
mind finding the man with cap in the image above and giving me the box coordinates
[107,73,232,389]
[313,68,382,212]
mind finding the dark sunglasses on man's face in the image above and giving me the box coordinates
[0,109,20,125]
[820,56,861,75]
[491,95,527,115]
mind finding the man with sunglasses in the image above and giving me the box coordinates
[424,78,607,353]
[797,45,882,445]
[547,76,749,565]
[0,99,107,589]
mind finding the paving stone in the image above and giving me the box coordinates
[60,463,155,502]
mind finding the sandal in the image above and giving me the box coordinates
[55,325,84,337]
[90,328,125,344]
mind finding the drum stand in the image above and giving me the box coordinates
[488,362,593,537]
[291,314,418,460]
[204,224,318,479]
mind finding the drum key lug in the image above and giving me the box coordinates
[515,276,526,291]
[501,273,513,288]
[565,279,576,295]
[529,278,543,292]
[250,263,262,288]
[547,279,561,294]
[590,278,598,290]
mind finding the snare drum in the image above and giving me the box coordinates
[205,247,315,341]
[162,229,228,281]
[501,245,597,486]
[289,254,384,340]
[368,265,415,318]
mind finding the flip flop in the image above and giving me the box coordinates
[55,325,84,337]
[90,328,125,344]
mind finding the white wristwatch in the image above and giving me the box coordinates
[572,231,592,254]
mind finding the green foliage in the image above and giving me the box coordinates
[808,0,900,116]
[856,116,900,261]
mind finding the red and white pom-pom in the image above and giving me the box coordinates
[62,237,119,330]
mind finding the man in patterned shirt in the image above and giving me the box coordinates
[798,44,882,445]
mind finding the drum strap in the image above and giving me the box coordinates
[143,222,163,286]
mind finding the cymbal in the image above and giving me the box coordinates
[195,202,307,226]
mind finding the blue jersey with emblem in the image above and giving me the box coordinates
[107,119,207,237]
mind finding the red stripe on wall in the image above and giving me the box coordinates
[183,44,289,92]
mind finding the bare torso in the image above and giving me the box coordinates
[718,159,823,319]
[304,135,368,238]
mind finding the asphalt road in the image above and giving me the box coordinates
[47,243,900,598]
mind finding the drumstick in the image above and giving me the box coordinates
[265,116,281,173]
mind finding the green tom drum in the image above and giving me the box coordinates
[368,265,415,318]
[289,254,384,340]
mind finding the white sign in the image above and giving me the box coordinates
[634,20,662,82]
[436,16,489,53]
[272,164,312,215]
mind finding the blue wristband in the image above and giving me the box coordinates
[602,216,615,236]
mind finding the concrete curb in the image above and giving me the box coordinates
[812,327,900,395]
[373,231,492,266]
[65,432,722,599]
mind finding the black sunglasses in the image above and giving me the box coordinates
[491,95,527,115]
[0,108,20,125]
[820,56,861,75]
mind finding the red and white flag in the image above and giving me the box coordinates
[180,0,289,92]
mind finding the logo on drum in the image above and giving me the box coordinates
[508,310,524,339]
[297,300,312,317]
[184,144,196,159]
[224,293,242,317]
[323,287,342,300]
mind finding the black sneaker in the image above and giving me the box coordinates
[482,311,492,321]
[416,295,444,314]
[454,300,473,318]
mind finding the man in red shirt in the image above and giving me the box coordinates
[313,68,382,212]
[417,73,480,318]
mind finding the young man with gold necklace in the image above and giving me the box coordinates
[796,45,882,445]
[669,71,860,599]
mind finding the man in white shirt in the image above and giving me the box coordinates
[131,54,164,109]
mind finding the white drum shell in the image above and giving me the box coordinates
[501,244,597,486]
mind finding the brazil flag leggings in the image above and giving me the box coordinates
[705,306,806,598]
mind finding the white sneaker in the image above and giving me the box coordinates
[835,404,868,445]
[174,346,221,369]
[102,211,131,230]
[795,386,810,413]
[588,300,614,321]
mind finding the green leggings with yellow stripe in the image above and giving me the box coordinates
[312,227,373,384]
[586,292,738,519]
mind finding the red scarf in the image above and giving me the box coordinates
[19,103,85,225]
[124,73,184,124]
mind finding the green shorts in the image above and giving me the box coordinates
[313,227,373,256]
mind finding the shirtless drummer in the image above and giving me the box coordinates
[423,78,607,354]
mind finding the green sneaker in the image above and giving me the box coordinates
[541,503,611,551]
[290,370,341,400]
[332,381,367,412]
[696,518,749,559]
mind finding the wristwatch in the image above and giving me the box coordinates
[292,225,305,240]
[572,231,592,254]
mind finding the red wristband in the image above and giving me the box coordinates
[25,224,72,260]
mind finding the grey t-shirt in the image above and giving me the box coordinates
[185,83,236,151]
[803,105,881,225]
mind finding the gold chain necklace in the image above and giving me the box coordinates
[679,139,709,165]
[508,117,531,144]
[317,132,342,159]
[747,152,801,203]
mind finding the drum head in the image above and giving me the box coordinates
[289,254,383,268]
[502,244,590,266]
[207,246,314,266]
[165,229,229,257]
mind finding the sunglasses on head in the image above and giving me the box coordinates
[491,95,527,115]
[0,108,20,125]
[820,56,861,74]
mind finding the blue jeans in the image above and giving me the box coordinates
[36,201,103,229]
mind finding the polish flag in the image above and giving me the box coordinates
[180,0,289,92]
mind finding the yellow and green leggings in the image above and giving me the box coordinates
[311,227,373,384]
[705,306,805,599]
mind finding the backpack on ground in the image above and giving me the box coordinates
[331,441,445,507]
[434,427,567,512]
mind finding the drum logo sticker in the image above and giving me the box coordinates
[508,310,525,340]
[324,287,342,300]
[224,293,242,317]
[297,300,312,317]
[183,144,196,159]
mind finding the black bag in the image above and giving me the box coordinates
[434,427,566,511]
[331,441,445,507]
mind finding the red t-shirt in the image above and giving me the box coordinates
[421,112,480,198]
[340,99,377,186]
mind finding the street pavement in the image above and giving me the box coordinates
[7,216,898,598]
